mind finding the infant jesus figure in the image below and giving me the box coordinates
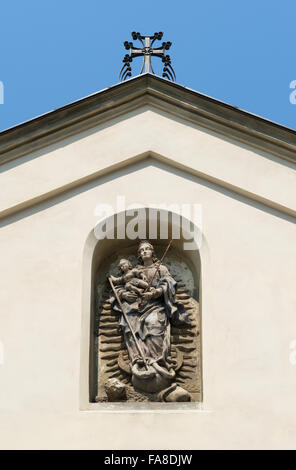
[110,259,149,296]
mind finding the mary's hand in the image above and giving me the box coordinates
[142,288,162,301]
[122,292,137,302]
[141,291,153,302]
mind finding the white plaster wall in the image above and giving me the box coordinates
[1,107,295,216]
[0,156,295,449]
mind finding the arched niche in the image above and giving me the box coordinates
[81,208,203,406]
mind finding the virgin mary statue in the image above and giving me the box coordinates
[110,240,192,401]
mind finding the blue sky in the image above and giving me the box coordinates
[0,0,296,131]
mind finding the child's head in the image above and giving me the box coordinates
[118,258,132,274]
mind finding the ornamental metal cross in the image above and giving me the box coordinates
[119,31,176,82]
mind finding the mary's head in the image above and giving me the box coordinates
[137,240,158,265]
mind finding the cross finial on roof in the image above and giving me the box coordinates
[119,31,176,82]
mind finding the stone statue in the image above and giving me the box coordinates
[95,240,201,403]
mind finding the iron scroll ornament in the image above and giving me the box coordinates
[119,31,176,82]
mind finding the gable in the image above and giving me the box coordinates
[0,74,295,448]
[1,74,296,165]
[0,106,295,223]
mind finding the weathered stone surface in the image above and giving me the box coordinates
[96,242,201,402]
[171,327,195,336]
[171,335,193,344]
[98,329,119,337]
[101,337,122,344]
[102,302,111,309]
[99,322,119,329]
[176,293,190,300]
[99,316,119,323]
[100,351,119,360]
[99,343,124,353]
[104,378,126,401]
[165,386,191,402]
[118,351,132,375]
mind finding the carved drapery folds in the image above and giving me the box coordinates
[94,241,201,403]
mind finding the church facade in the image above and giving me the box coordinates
[0,74,295,449]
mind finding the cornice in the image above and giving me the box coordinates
[0,152,295,224]
[0,74,295,166]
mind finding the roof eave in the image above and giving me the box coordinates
[0,73,295,166]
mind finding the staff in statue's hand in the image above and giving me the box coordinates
[108,276,148,370]
[138,240,173,308]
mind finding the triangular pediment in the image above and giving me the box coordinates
[0,75,295,223]
[0,74,295,166]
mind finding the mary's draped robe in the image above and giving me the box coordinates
[110,263,190,375]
